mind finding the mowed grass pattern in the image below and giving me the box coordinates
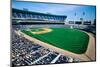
[21,28,89,54]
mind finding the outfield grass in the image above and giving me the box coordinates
[21,28,89,54]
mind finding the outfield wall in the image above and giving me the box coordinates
[12,24,89,30]
[12,24,70,30]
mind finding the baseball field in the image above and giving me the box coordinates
[21,28,89,54]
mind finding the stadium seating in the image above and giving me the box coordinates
[12,27,80,66]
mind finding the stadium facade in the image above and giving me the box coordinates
[12,8,67,25]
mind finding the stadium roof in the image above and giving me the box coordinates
[12,8,67,18]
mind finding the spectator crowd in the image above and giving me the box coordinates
[11,28,80,66]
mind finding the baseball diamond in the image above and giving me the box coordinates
[21,28,89,54]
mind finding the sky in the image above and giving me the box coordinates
[12,0,96,21]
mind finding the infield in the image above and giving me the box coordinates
[21,28,89,54]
